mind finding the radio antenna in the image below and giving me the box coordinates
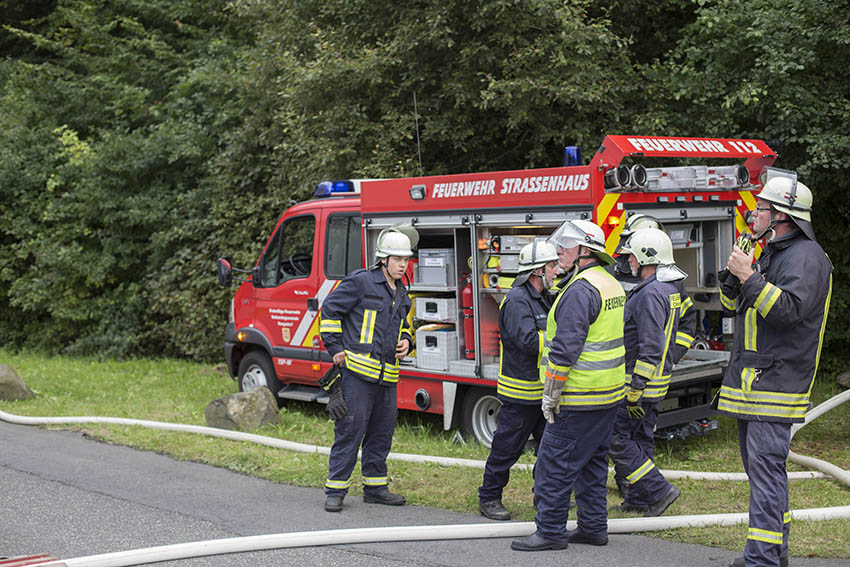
[413,92,424,176]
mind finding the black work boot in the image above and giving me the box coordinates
[608,501,647,514]
[510,532,567,552]
[645,486,680,517]
[730,555,788,567]
[479,499,511,521]
[567,528,608,546]
[363,488,406,506]
[324,493,344,512]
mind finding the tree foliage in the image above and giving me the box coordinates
[0,0,249,357]
[0,0,847,363]
[638,0,850,356]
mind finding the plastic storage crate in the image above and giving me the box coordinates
[415,327,459,371]
[414,297,458,323]
[416,249,456,287]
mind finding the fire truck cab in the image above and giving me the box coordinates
[218,134,777,446]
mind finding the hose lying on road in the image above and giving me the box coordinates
[2,388,848,567]
[21,507,850,567]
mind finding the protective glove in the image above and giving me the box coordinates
[541,376,566,424]
[326,379,347,421]
[718,234,754,288]
[625,386,645,420]
[735,233,754,255]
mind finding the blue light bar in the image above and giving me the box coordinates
[314,180,355,198]
[332,180,354,193]
[563,145,582,167]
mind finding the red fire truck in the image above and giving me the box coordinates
[217,134,777,446]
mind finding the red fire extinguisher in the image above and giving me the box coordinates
[462,275,475,359]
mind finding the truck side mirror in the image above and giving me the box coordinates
[251,264,263,287]
[217,258,232,287]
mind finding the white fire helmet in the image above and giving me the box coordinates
[548,219,615,266]
[518,240,559,273]
[375,229,414,258]
[615,213,663,254]
[620,228,686,282]
[513,240,559,287]
[756,176,816,240]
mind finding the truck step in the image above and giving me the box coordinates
[277,383,328,403]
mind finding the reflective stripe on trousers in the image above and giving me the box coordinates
[325,369,398,495]
[739,419,791,567]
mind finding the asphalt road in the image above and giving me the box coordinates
[1,421,847,567]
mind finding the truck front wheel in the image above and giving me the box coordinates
[461,388,501,448]
[237,351,283,409]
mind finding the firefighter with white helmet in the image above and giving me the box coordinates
[608,215,697,500]
[720,173,832,567]
[612,214,696,358]
[548,218,616,267]
[750,175,816,241]
[512,219,625,551]
[478,240,559,521]
[613,213,664,281]
[608,227,684,517]
[318,227,417,512]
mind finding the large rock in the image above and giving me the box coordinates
[837,371,850,390]
[204,387,281,431]
[0,364,35,401]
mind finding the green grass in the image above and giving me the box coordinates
[2,350,849,558]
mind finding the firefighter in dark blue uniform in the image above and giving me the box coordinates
[478,240,559,521]
[612,214,696,358]
[720,175,832,567]
[610,214,696,500]
[609,227,684,516]
[511,220,625,552]
[318,228,416,513]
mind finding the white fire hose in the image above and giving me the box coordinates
[1,388,848,567]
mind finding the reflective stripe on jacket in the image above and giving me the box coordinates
[717,230,832,423]
[670,281,696,363]
[540,264,626,410]
[497,279,552,404]
[614,271,695,363]
[624,275,681,400]
[319,267,413,385]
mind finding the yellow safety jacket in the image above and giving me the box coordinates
[319,267,413,385]
[540,265,626,410]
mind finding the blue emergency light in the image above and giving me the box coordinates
[563,146,582,167]
[314,180,355,198]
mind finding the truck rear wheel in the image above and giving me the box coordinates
[461,388,501,448]
[237,351,283,409]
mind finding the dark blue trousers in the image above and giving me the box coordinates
[478,400,546,502]
[325,370,398,497]
[609,400,673,509]
[739,419,791,567]
[533,405,618,545]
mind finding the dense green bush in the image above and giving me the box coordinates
[0,0,847,364]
